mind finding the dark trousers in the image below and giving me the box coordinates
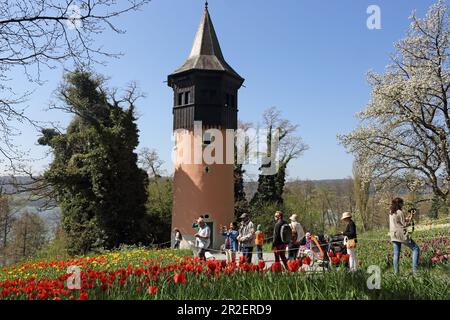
[242,246,253,263]
[288,243,300,260]
[273,244,288,269]
[198,248,206,260]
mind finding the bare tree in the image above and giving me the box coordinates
[9,210,46,260]
[252,107,308,205]
[0,189,12,249]
[0,0,149,171]
[138,147,166,209]
[261,107,308,167]
[138,147,165,179]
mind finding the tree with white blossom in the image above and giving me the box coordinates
[339,0,450,207]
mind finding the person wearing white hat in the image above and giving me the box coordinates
[288,214,305,260]
[341,212,357,271]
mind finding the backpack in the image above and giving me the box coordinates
[280,223,292,244]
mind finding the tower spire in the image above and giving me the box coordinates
[169,3,243,82]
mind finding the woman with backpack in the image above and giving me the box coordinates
[272,211,289,270]
[288,214,305,260]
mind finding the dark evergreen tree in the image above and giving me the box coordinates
[251,167,282,206]
[38,70,149,254]
[234,164,249,218]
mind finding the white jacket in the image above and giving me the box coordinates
[290,221,305,243]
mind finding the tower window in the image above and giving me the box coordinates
[177,91,192,106]
[184,91,191,105]
[225,94,235,107]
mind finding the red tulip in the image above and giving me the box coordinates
[78,293,88,300]
[258,260,266,270]
[206,261,217,272]
[288,260,300,272]
[148,286,158,295]
[240,263,250,272]
[331,257,339,265]
[302,256,312,266]
[270,262,282,272]
[173,273,187,284]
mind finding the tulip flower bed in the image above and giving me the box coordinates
[0,228,448,300]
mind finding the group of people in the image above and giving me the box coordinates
[220,212,307,266]
[173,196,420,275]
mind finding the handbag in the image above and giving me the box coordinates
[347,238,356,249]
[225,237,231,250]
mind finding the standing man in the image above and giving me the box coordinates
[237,213,255,263]
[194,217,211,260]
[288,214,305,260]
[272,211,289,269]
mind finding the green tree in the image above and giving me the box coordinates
[38,70,149,254]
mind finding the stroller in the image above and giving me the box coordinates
[298,234,329,272]
[325,234,351,268]
[298,234,348,272]
[327,234,348,256]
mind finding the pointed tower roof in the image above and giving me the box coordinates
[170,5,243,82]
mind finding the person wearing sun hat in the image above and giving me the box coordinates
[288,214,305,260]
[237,213,255,263]
[341,212,357,271]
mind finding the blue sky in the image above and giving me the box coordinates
[7,0,441,180]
